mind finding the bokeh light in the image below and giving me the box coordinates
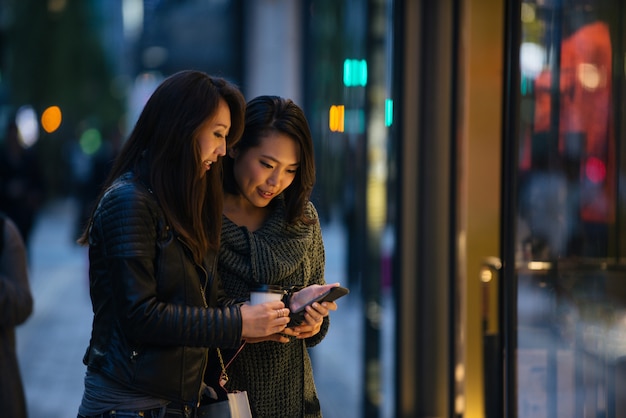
[41,105,63,133]
[79,128,102,155]
[16,105,39,148]
[585,156,606,184]
[385,99,393,127]
[329,105,345,132]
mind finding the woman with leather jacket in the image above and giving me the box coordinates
[76,70,292,418]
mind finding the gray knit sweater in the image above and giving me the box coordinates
[218,199,328,418]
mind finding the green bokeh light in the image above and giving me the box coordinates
[79,128,102,155]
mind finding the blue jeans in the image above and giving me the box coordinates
[77,403,196,417]
[78,412,161,418]
[77,406,171,418]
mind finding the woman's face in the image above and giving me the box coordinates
[231,132,300,208]
[198,99,230,173]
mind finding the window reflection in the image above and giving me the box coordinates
[518,1,614,260]
[514,1,626,417]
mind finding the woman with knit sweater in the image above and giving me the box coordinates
[218,95,339,417]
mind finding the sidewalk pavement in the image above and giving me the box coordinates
[17,199,92,418]
[16,198,389,418]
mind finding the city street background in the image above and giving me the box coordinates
[16,198,394,418]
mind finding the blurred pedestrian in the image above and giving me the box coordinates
[0,120,45,249]
[75,71,292,418]
[218,95,339,417]
[0,212,34,418]
[73,127,121,240]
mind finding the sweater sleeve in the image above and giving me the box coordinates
[0,217,34,328]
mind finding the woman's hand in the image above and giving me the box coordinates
[288,283,340,312]
[291,300,337,339]
[240,301,290,339]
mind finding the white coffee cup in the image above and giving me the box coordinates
[249,284,284,305]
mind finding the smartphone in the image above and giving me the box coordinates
[289,286,349,326]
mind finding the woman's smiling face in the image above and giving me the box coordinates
[198,99,230,174]
[231,132,300,208]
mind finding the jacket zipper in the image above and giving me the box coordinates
[176,235,210,407]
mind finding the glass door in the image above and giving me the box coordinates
[502,0,626,416]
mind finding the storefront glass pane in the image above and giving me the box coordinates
[516,1,626,416]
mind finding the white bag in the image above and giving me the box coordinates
[197,391,252,418]
[197,346,252,418]
[227,391,253,417]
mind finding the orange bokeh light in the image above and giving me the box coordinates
[329,105,345,132]
[41,106,62,133]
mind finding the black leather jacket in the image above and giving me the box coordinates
[82,172,242,406]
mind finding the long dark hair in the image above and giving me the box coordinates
[223,95,315,224]
[78,70,246,263]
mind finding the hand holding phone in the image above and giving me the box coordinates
[288,284,349,326]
